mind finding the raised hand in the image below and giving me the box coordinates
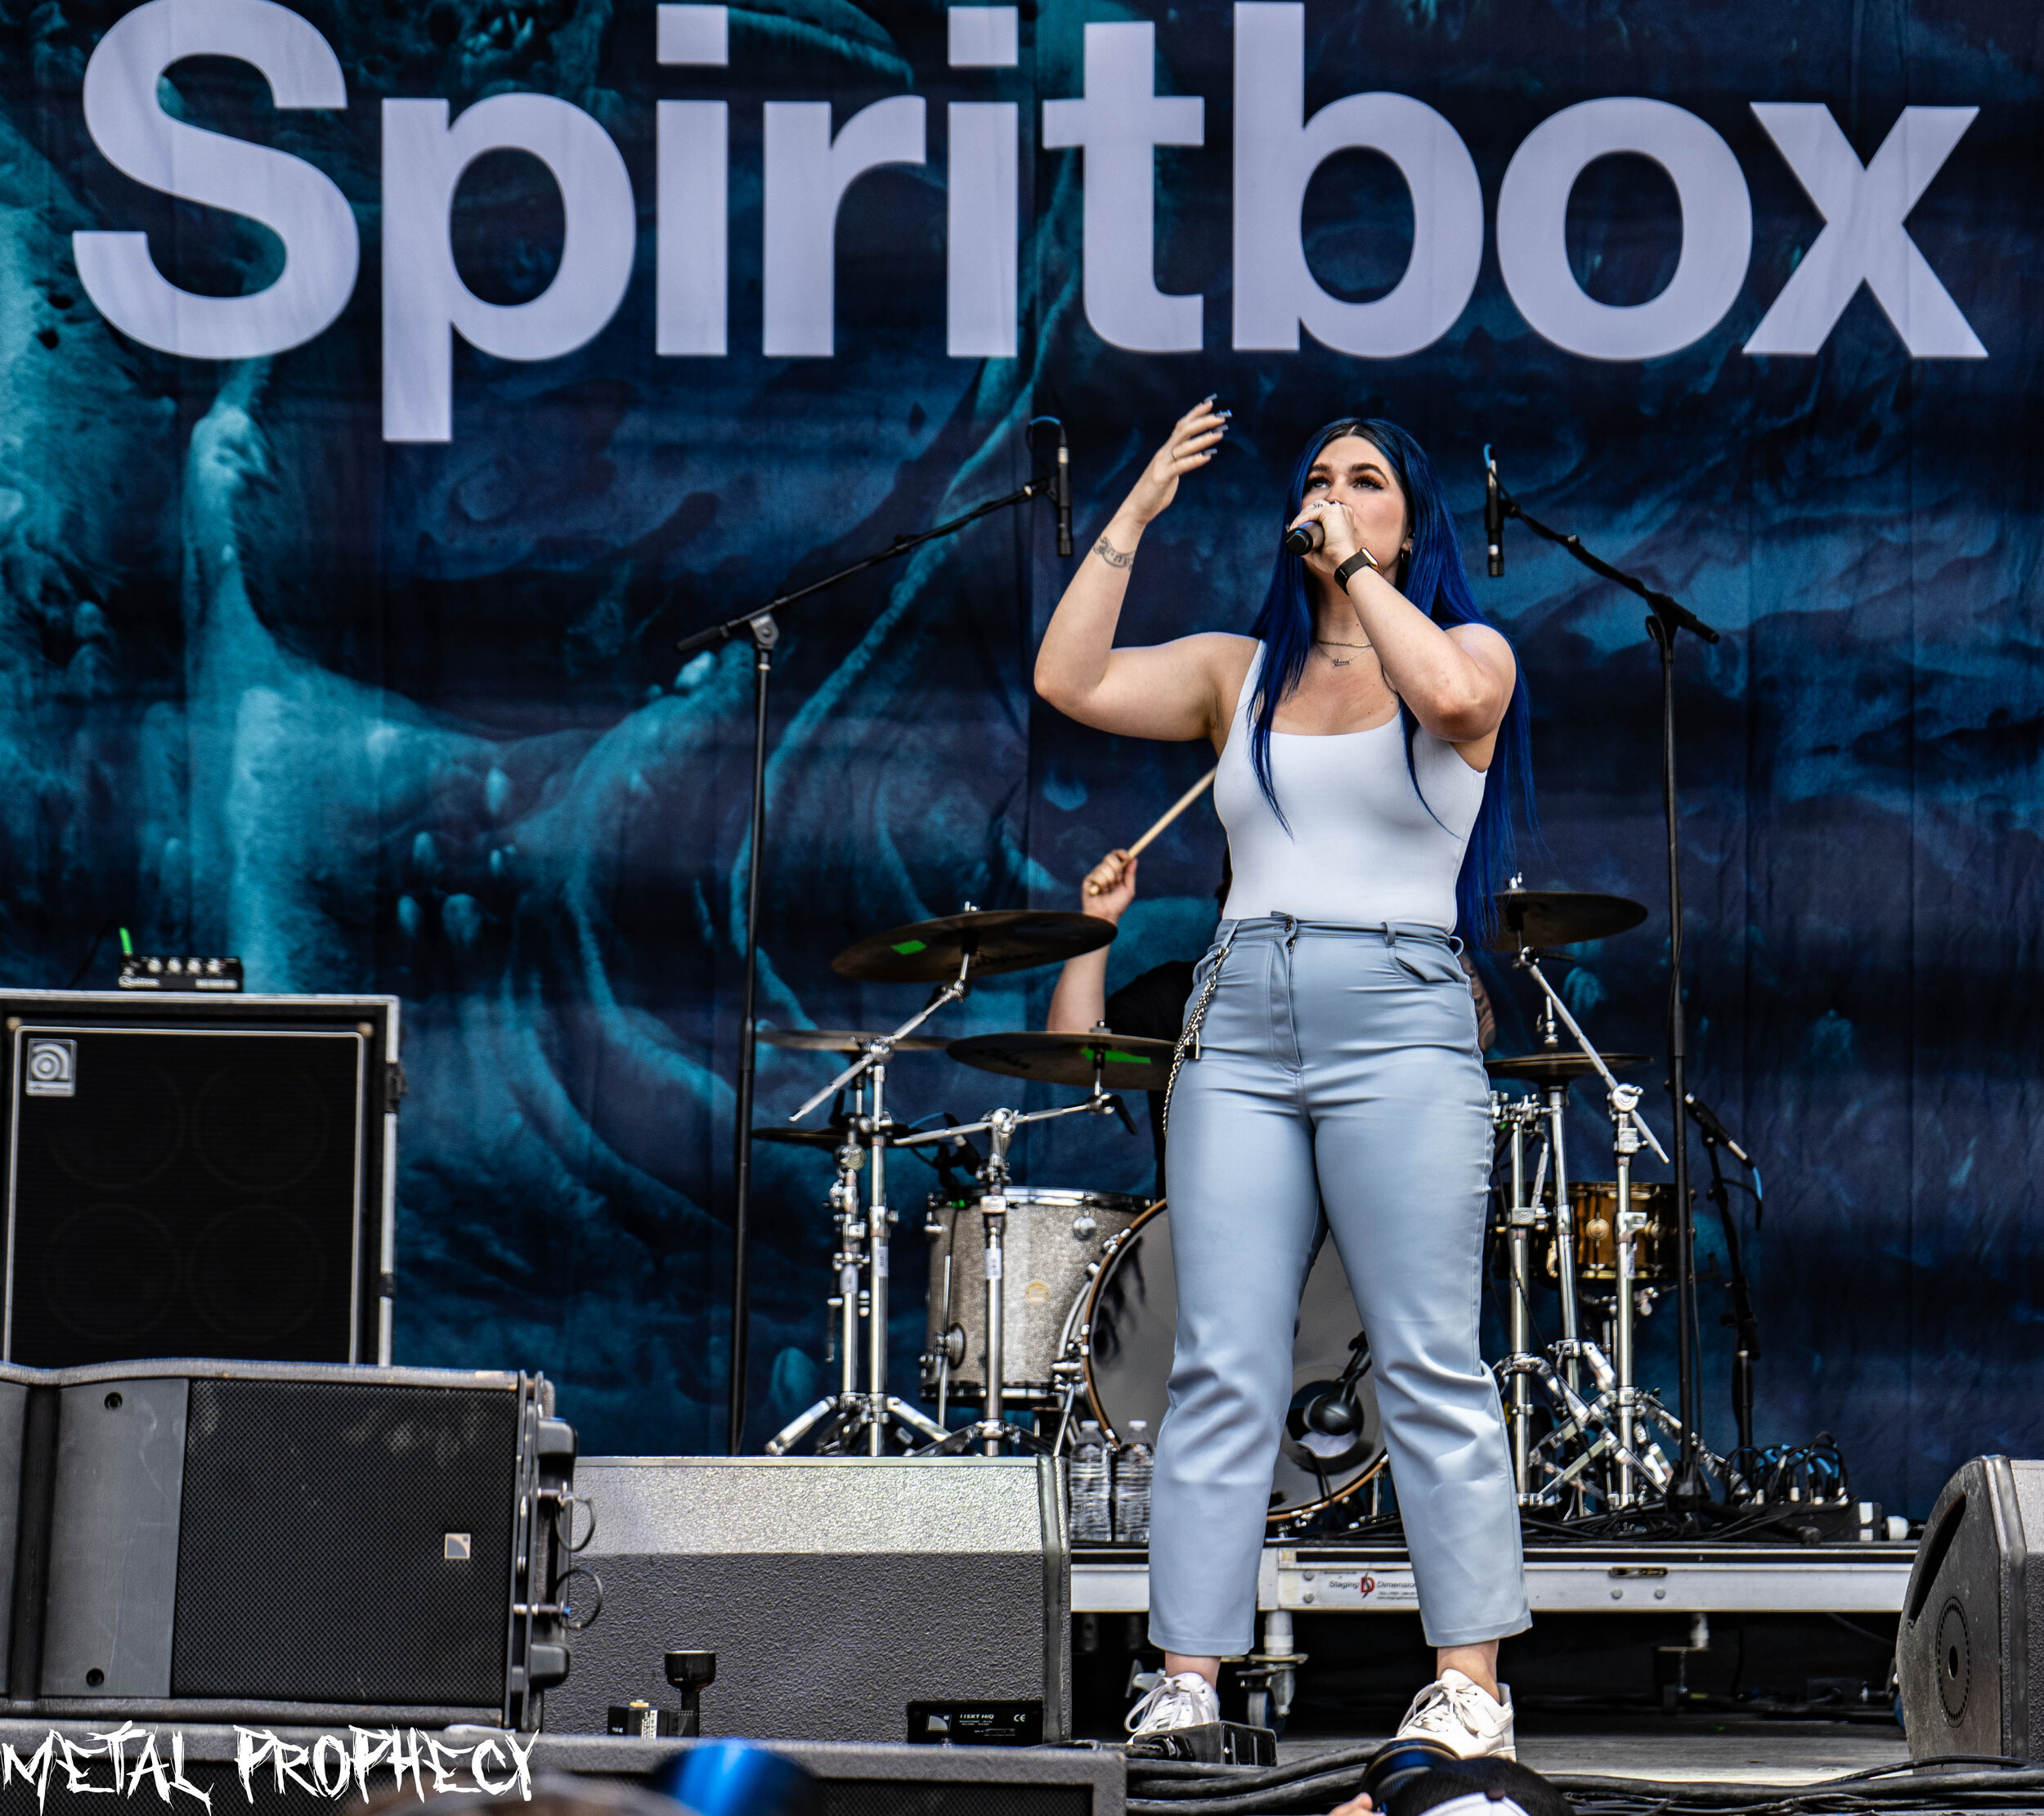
[1123,397,1229,527]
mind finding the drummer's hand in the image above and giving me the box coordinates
[1082,850,1138,921]
[1328,1796,1374,1815]
[1123,399,1228,525]
[1287,496,1360,575]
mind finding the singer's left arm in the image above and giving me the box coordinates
[1295,500,1515,759]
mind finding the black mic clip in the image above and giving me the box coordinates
[1484,442,1505,579]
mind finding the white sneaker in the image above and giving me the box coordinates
[1392,1668,1516,1759]
[1125,1670,1221,1737]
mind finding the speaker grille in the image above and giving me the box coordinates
[171,1379,517,1706]
[7,1028,365,1365]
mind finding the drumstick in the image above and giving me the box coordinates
[1086,768,1218,894]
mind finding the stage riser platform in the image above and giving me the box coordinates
[1075,1544,1915,1615]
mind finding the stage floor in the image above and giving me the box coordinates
[1277,1715,1907,1786]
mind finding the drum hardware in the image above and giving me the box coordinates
[765,1054,949,1460]
[1488,903,1742,1514]
[679,438,1078,1451]
[894,1088,1134,1458]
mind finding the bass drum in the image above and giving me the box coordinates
[1080,1201,1388,1525]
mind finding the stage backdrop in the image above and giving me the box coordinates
[0,0,2037,1511]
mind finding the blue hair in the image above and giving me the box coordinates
[1244,417,1536,941]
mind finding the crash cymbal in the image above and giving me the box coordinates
[757,1027,948,1054]
[1489,890,1648,951]
[1484,1051,1647,1084]
[947,1030,1177,1093]
[832,909,1115,983]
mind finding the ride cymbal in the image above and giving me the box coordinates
[757,1028,948,1053]
[1484,1051,1647,1084]
[947,1030,1177,1093]
[832,909,1115,982]
[1488,890,1648,951]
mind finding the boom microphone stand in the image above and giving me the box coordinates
[680,424,1072,1455]
[1484,447,1721,1512]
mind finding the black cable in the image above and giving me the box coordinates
[65,916,123,989]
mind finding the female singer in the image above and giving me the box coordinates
[1033,401,1535,1756]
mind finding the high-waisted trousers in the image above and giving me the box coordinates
[1148,915,1531,1654]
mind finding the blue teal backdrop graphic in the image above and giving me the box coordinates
[0,0,2037,1513]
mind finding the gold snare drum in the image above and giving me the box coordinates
[1548,1181,1680,1285]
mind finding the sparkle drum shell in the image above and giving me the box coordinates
[922,1186,1150,1405]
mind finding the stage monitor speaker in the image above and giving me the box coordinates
[1898,1455,2044,1760]
[0,991,402,1368]
[545,1456,1070,1744]
[0,1727,1127,1816]
[0,1360,576,1728]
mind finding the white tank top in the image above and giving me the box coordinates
[1215,644,1487,930]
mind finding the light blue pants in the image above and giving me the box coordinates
[1149,916,1531,1654]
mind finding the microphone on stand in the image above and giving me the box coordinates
[1683,1092,1753,1168]
[1282,518,1324,557]
[1054,423,1073,557]
[1484,444,1504,577]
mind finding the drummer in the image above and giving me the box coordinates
[1046,845,1495,1195]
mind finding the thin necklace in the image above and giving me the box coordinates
[1314,637,1372,668]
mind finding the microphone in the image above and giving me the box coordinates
[1683,1092,1752,1167]
[1054,423,1073,558]
[1484,444,1504,577]
[1282,518,1324,557]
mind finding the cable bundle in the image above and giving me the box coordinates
[1123,1750,2044,1816]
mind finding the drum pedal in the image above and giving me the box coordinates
[1125,1721,1275,1766]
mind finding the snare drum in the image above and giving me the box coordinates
[1549,1180,1681,1284]
[922,1186,1150,1406]
[1080,1202,1387,1523]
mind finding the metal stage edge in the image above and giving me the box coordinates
[1074,1540,1916,1616]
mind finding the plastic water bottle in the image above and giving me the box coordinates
[1113,1419,1154,1545]
[1069,1421,1113,1543]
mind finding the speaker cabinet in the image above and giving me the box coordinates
[0,992,401,1368]
[545,1457,1070,1743]
[1898,1455,2044,1760]
[0,1361,575,1727]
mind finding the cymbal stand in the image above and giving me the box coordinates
[895,1084,1131,1457]
[1519,966,1585,1396]
[1492,1091,1544,1495]
[1510,947,1671,1507]
[790,947,976,1124]
[765,1050,948,1459]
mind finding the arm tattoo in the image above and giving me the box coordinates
[1092,535,1134,570]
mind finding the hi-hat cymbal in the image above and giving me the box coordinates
[757,1028,948,1054]
[1489,890,1648,951]
[751,1119,908,1148]
[751,1125,849,1150]
[832,909,1115,983]
[948,1030,1177,1093]
[1485,1051,1647,1084]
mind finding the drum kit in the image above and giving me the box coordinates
[756,886,1737,1527]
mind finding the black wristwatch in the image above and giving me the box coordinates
[1334,548,1380,590]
